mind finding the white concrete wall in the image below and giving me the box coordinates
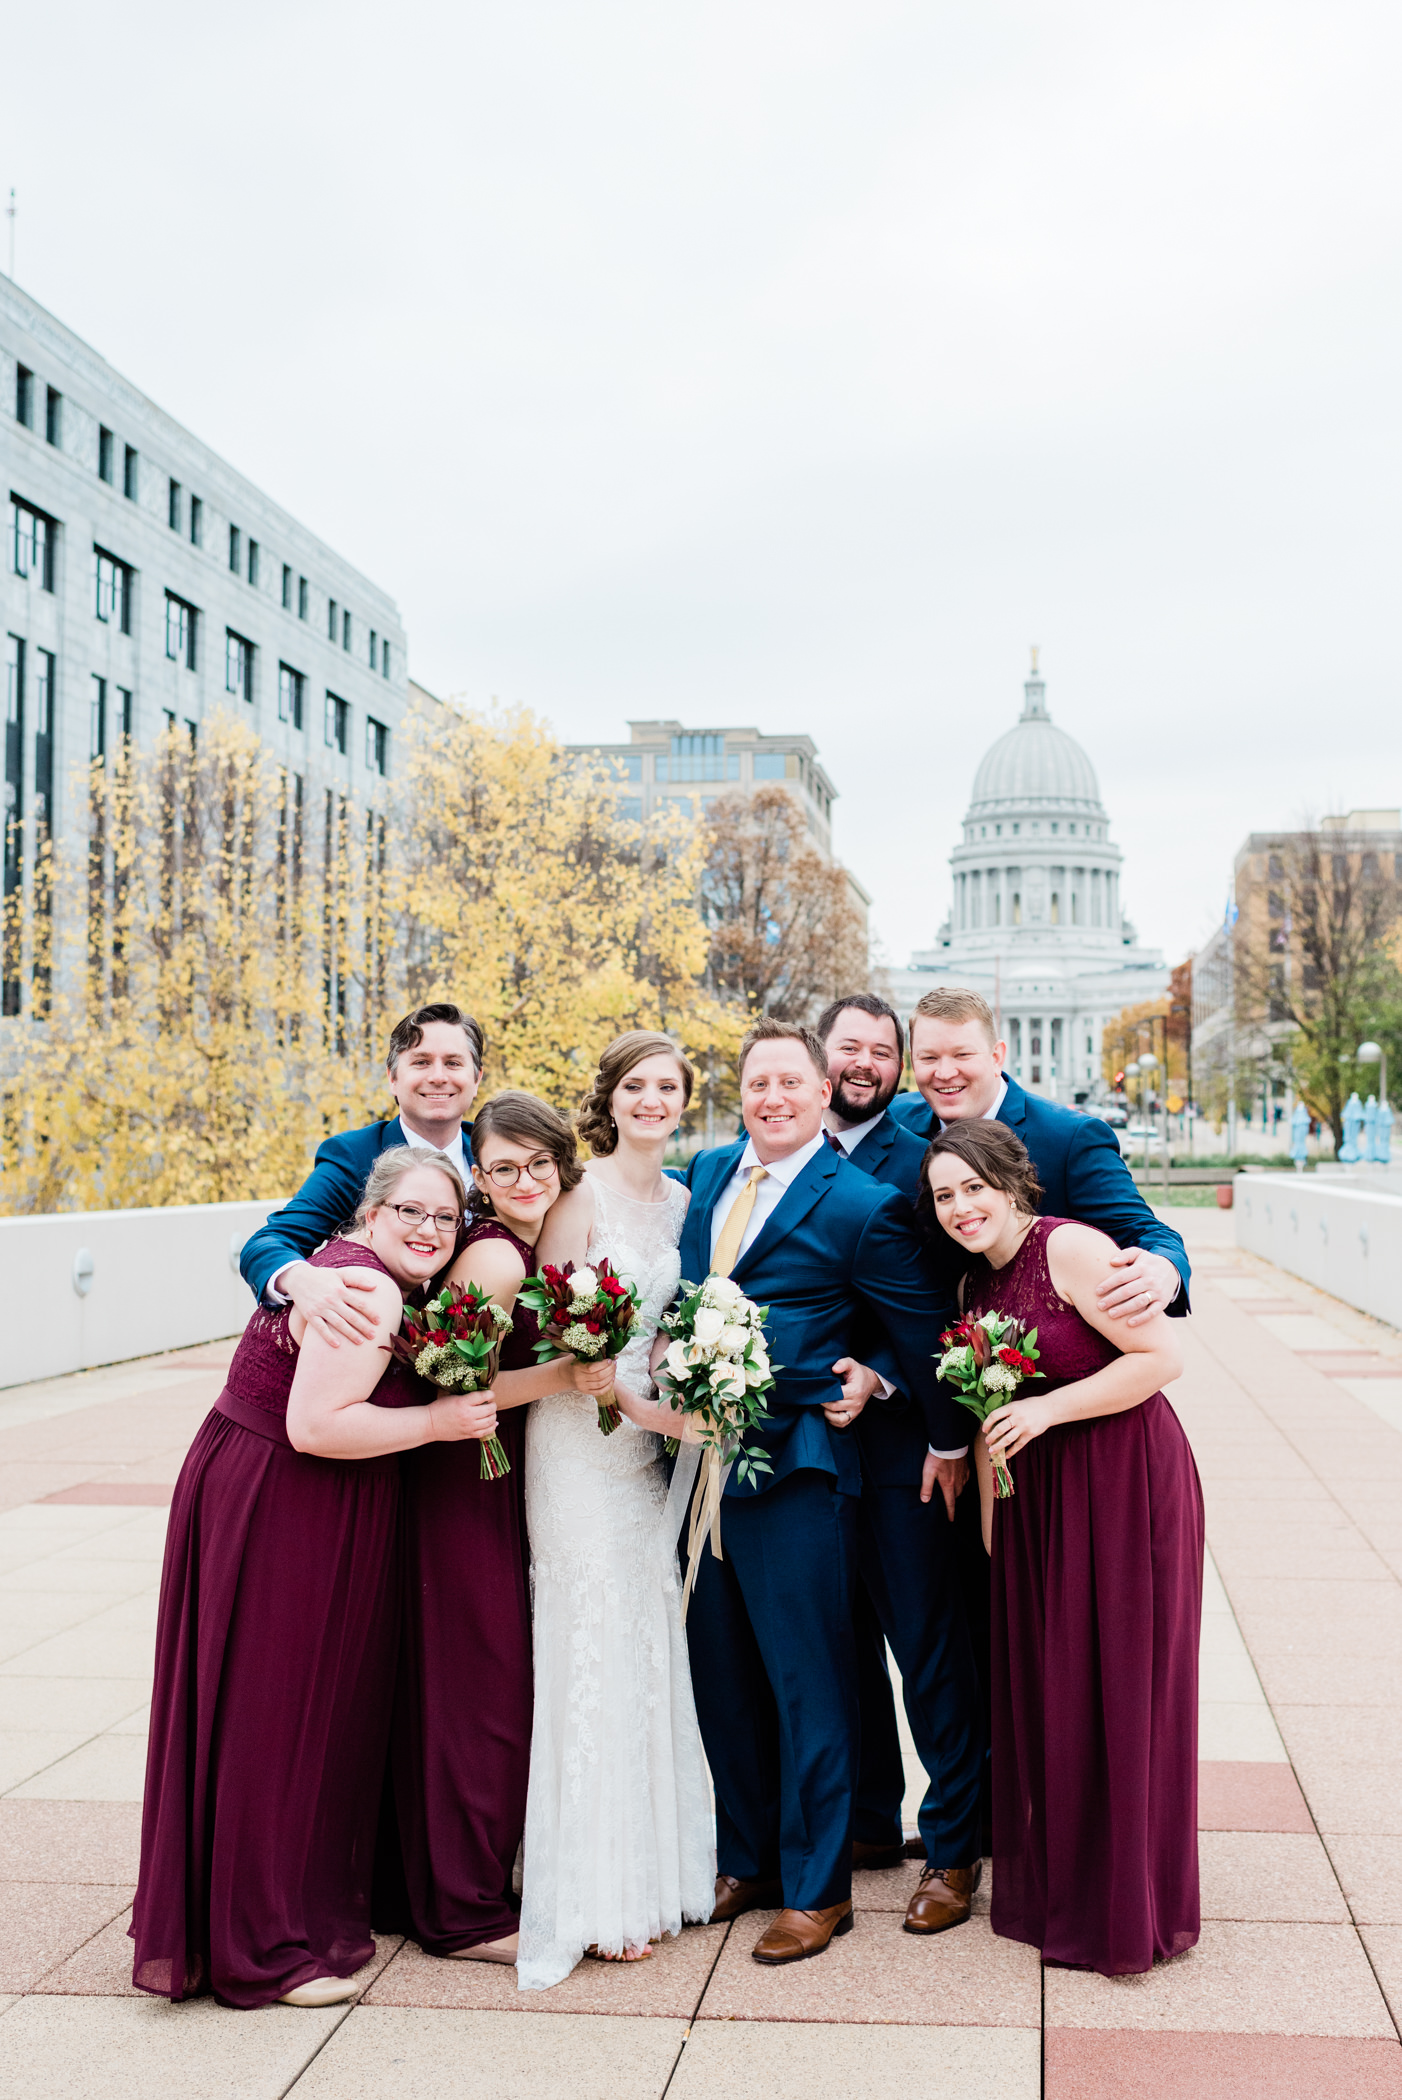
[1234,1173,1402,1329]
[0,1201,276,1390]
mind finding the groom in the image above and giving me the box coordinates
[680,1017,964,1966]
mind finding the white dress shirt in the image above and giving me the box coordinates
[269,1120,467,1304]
[825,1108,885,1156]
[709,1129,829,1269]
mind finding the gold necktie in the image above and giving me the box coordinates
[710,1164,769,1277]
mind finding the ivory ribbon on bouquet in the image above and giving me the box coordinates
[661,1435,733,1621]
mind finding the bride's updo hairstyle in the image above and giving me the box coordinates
[468,1090,585,1218]
[576,1032,695,1157]
[915,1121,1044,1249]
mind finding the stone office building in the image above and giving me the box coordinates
[2,276,407,1018]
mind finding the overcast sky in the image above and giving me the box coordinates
[5,1,1399,969]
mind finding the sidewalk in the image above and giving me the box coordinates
[1,1210,1401,2097]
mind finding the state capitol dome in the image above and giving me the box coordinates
[888,654,1168,1106]
[966,674,1106,822]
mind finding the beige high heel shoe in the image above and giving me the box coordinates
[447,1933,519,1965]
[277,1976,359,2007]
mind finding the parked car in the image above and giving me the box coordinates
[1119,1123,1164,1155]
[1100,1104,1128,1128]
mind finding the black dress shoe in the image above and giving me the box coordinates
[711,1873,783,1921]
[851,1838,907,1870]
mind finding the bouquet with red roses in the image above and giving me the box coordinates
[516,1258,642,1434]
[936,1311,1044,1499]
[391,1281,513,1480]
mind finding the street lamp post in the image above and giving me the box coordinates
[1358,1040,1387,1108]
[1137,1052,1158,1179]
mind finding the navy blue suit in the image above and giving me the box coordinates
[836,1116,985,1869]
[240,1116,474,1304]
[679,1136,960,1909]
[887,1078,1191,1309]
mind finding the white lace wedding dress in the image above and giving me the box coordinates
[516,1173,715,1991]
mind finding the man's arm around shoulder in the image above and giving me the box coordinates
[239,1127,374,1305]
[1064,1115,1191,1317]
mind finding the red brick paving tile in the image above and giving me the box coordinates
[366,1922,727,2016]
[0,1800,141,1883]
[1045,2031,1402,2097]
[0,1881,134,1992]
[36,1485,173,1506]
[695,1907,1039,2026]
[1198,1762,1314,1832]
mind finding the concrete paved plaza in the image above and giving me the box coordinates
[2,1208,1402,2096]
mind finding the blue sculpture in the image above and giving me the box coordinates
[1378,1100,1393,1167]
[1339,1091,1364,1163]
[1290,1101,1310,1171]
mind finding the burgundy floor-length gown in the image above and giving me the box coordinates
[132,1240,426,2007]
[966,1217,1204,1977]
[378,1215,535,1954]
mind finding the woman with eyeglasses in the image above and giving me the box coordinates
[132,1148,495,2010]
[381,1091,615,1968]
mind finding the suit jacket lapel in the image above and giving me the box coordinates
[380,1115,406,1149]
[731,1148,839,1283]
[861,1119,896,1176]
[684,1142,745,1277]
[997,1078,1027,1132]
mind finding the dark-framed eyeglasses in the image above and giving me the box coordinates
[386,1202,462,1235]
[478,1153,561,1189]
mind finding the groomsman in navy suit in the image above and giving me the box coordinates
[679,1018,975,1965]
[240,1002,483,1340]
[815,994,985,1936]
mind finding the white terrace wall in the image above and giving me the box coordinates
[1234,1173,1402,1330]
[0,1202,276,1389]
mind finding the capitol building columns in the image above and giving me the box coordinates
[886,660,1168,1105]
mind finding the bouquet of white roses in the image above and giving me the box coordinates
[657,1274,776,1487]
[657,1275,776,1614]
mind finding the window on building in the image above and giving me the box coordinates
[282,563,293,610]
[115,686,133,743]
[225,630,253,703]
[123,445,138,500]
[229,524,241,574]
[98,426,114,481]
[369,628,377,667]
[618,796,643,822]
[614,752,644,782]
[278,663,305,729]
[94,549,131,633]
[1268,853,1284,878]
[298,575,308,620]
[10,500,54,590]
[4,635,23,1012]
[45,386,62,447]
[1012,892,1022,924]
[366,716,388,775]
[168,479,182,532]
[248,539,259,588]
[165,591,197,669]
[15,366,33,428]
[189,494,203,546]
[342,608,352,652]
[655,734,737,783]
[381,637,390,678]
[1050,892,1060,925]
[34,648,54,836]
[1012,822,1020,835]
[328,597,338,640]
[749,750,789,782]
[90,673,106,762]
[325,691,347,753]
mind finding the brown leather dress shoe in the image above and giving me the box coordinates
[851,1838,907,1871]
[751,1901,854,1964]
[711,1873,783,1922]
[903,1863,982,1934]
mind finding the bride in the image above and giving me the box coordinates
[515,1030,714,1989]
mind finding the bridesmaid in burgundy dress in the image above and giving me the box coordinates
[920,1118,1202,1978]
[132,1148,498,2009]
[385,1091,616,1966]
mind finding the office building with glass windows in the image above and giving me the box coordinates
[3,275,407,1020]
[565,718,844,859]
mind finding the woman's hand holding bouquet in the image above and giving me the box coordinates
[935,1311,1044,1500]
[516,1260,642,1433]
[392,1282,514,1480]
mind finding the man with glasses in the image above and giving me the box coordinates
[240,1003,485,1347]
